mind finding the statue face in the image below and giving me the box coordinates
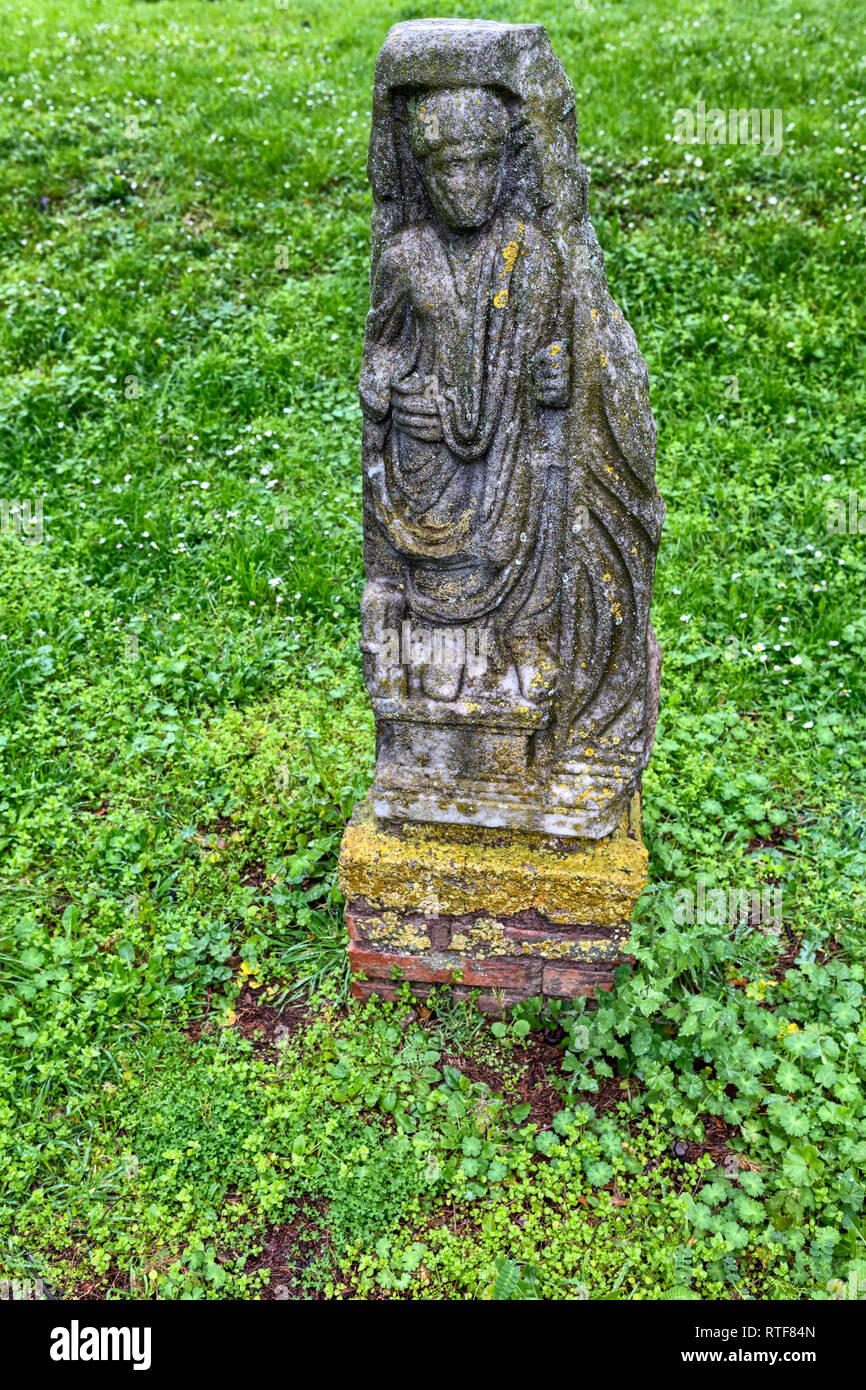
[419,140,505,231]
[410,87,509,232]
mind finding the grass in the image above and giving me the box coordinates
[0,0,864,1300]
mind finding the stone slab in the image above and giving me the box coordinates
[339,792,647,927]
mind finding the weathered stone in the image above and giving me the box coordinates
[359,18,664,840]
[339,793,647,928]
[341,19,662,1006]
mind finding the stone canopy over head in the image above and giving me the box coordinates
[367,18,592,274]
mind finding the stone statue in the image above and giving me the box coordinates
[358,18,664,840]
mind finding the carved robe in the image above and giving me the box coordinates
[360,214,565,642]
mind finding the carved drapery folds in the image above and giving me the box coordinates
[358,20,664,837]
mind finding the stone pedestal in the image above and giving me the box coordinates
[338,795,646,1012]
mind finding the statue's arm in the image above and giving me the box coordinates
[359,243,414,423]
[529,234,571,408]
[533,339,571,408]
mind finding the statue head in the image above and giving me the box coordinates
[408,86,509,231]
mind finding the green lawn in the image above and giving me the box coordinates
[0,0,864,1300]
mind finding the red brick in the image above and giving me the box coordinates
[346,911,367,941]
[505,924,627,942]
[504,925,573,943]
[351,980,403,1003]
[348,943,542,992]
[426,921,452,950]
[351,979,535,1017]
[542,963,615,998]
[459,958,542,990]
[348,944,452,983]
[346,910,450,951]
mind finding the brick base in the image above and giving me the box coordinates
[345,904,632,1012]
[339,794,645,1014]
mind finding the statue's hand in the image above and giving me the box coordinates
[391,374,444,441]
[534,341,570,408]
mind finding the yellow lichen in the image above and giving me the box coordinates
[338,793,647,927]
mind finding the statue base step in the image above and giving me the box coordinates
[370,704,634,838]
[338,792,647,1013]
[370,768,628,839]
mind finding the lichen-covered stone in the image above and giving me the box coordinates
[341,20,662,1005]
[357,18,664,839]
[339,793,647,928]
